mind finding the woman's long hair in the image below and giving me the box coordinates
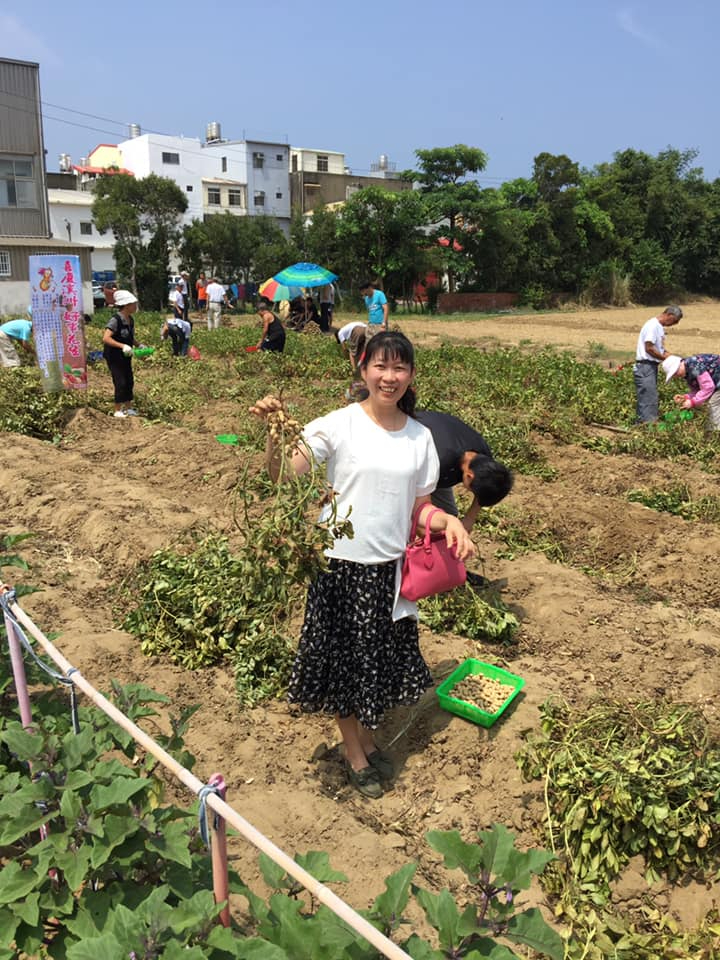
[360,331,417,417]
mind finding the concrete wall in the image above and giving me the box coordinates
[291,149,345,175]
[290,171,411,212]
[0,242,94,317]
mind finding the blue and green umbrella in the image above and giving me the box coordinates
[273,262,337,288]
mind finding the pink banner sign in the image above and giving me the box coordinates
[29,255,87,393]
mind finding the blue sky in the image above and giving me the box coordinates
[2,0,717,185]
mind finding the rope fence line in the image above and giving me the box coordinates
[0,586,413,960]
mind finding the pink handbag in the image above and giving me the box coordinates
[400,506,467,602]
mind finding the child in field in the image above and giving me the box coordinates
[250,332,476,799]
[102,290,139,417]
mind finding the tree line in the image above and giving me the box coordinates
[92,144,720,309]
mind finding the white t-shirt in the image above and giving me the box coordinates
[302,403,439,564]
[206,282,226,303]
[337,321,366,344]
[636,317,664,362]
[319,283,335,305]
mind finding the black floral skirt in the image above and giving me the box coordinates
[287,558,433,729]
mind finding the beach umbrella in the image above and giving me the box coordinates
[259,278,302,302]
[273,262,337,289]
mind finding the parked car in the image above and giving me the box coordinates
[92,284,106,309]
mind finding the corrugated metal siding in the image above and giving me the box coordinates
[0,60,42,153]
[0,244,93,282]
[1,209,46,235]
[0,59,50,237]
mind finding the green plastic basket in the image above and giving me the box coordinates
[437,658,525,728]
[216,434,239,445]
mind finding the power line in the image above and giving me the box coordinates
[2,86,516,183]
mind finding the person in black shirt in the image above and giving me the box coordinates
[414,410,513,532]
[256,299,286,352]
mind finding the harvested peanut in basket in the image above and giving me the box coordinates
[451,674,512,714]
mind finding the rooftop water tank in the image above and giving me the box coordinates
[128,123,141,138]
[206,121,222,143]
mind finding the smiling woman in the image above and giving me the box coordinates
[249,331,476,800]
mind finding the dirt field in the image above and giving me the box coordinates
[398,301,720,360]
[3,302,720,945]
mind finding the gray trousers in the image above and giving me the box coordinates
[706,391,720,430]
[633,360,660,422]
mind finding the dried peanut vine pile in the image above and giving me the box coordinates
[122,397,352,704]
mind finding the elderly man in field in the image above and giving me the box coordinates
[633,305,683,423]
[205,277,229,331]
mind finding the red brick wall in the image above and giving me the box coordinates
[437,292,518,312]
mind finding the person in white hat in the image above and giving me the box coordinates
[102,290,139,418]
[662,353,720,431]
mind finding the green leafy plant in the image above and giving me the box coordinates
[235,824,563,960]
[627,484,720,523]
[0,670,564,960]
[515,697,720,908]
[122,408,353,705]
[419,585,519,644]
[0,532,40,698]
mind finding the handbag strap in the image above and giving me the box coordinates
[410,505,442,547]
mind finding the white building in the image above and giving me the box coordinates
[47,188,116,274]
[290,148,346,175]
[116,128,291,231]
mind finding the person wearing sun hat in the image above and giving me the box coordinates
[662,353,720,431]
[102,290,139,418]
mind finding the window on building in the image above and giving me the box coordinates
[276,154,283,162]
[221,157,227,173]
[0,156,37,208]
[162,152,180,164]
[291,154,298,173]
[0,250,11,276]
[253,152,264,169]
[316,155,329,172]
[186,185,193,192]
[228,188,244,207]
[254,191,265,207]
[275,191,282,199]
[207,187,221,205]
[80,221,92,235]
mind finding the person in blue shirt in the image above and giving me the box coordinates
[0,317,33,367]
[360,280,388,335]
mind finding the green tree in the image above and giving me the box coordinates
[93,173,187,307]
[180,214,297,289]
[403,144,488,291]
[334,186,429,301]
